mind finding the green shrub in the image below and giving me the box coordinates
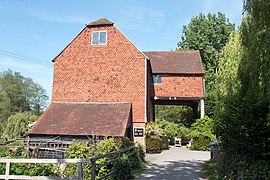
[64,140,91,179]
[9,163,59,176]
[146,122,163,137]
[130,144,146,169]
[0,141,59,176]
[218,154,270,179]
[203,160,219,180]
[0,138,145,179]
[161,136,169,150]
[146,137,161,153]
[113,154,131,180]
[189,116,215,141]
[64,137,137,179]
[191,136,211,151]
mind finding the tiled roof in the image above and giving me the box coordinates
[87,18,114,27]
[28,102,131,137]
[144,51,204,74]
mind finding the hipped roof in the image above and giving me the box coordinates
[87,18,114,27]
[28,102,131,137]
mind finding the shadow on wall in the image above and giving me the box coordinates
[138,160,206,180]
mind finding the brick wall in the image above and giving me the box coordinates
[152,74,204,98]
[52,25,146,123]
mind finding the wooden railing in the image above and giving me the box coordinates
[0,146,134,180]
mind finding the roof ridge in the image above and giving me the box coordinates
[143,50,199,53]
[51,101,131,105]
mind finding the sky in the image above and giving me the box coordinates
[0,0,243,101]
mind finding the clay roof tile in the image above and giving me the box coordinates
[144,51,204,74]
[87,18,114,27]
[28,102,131,137]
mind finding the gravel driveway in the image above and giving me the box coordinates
[136,146,210,180]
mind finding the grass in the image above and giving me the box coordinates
[203,160,219,180]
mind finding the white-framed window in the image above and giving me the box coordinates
[91,31,107,45]
[153,74,162,84]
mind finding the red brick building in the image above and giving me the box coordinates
[28,18,204,147]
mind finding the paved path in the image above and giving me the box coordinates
[136,146,210,180]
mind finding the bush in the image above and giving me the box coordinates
[146,122,163,137]
[203,160,219,180]
[156,119,189,140]
[161,136,169,150]
[130,144,146,169]
[190,136,211,151]
[218,154,270,179]
[146,137,161,153]
[64,137,140,179]
[113,154,131,180]
[0,141,59,176]
[64,140,91,179]
[189,116,215,141]
[0,138,145,179]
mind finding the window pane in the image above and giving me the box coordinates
[92,32,99,45]
[153,75,162,84]
[100,32,107,44]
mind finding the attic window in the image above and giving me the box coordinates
[153,74,162,84]
[92,31,107,45]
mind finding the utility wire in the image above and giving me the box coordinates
[0,49,53,68]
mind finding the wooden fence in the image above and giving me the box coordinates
[0,146,134,180]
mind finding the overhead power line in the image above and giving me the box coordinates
[0,49,53,68]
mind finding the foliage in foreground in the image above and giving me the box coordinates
[64,138,145,179]
[218,155,270,179]
[0,141,59,176]
[213,0,270,178]
[0,138,145,179]
[203,160,218,180]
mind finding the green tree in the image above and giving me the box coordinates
[215,31,243,125]
[213,1,270,177]
[177,13,235,117]
[3,112,38,140]
[214,31,247,156]
[0,70,30,115]
[189,116,215,141]
[237,0,270,158]
[177,12,235,73]
[155,105,194,127]
[0,70,48,135]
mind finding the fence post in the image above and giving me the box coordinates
[78,162,83,180]
[91,158,96,180]
[5,161,10,180]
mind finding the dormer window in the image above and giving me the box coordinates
[153,74,162,84]
[92,31,107,45]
